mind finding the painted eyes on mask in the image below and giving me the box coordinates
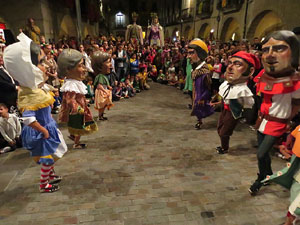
[262,45,289,54]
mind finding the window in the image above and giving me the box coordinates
[115,12,125,27]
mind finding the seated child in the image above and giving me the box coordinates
[112,81,123,101]
[125,79,135,97]
[0,103,22,153]
[149,65,157,82]
[157,69,167,85]
[177,70,185,90]
[167,70,178,86]
[137,67,150,90]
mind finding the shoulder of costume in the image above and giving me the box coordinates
[256,71,300,94]
[60,79,87,94]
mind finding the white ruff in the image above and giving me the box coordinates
[60,79,87,95]
[219,81,253,99]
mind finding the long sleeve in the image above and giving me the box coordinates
[0,125,12,143]
[14,115,22,137]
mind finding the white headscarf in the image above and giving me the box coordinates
[3,33,44,89]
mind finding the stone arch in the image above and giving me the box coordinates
[184,25,193,41]
[197,23,211,40]
[59,15,77,38]
[247,10,283,40]
[220,17,241,42]
[165,29,170,39]
[172,27,179,39]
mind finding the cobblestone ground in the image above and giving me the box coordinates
[0,82,292,225]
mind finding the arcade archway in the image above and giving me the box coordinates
[59,15,77,38]
[184,25,194,41]
[197,23,211,40]
[220,17,241,42]
[247,10,283,41]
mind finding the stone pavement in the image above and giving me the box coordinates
[0,82,292,225]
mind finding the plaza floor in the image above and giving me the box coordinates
[0,82,291,225]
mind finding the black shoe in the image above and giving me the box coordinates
[249,180,263,196]
[99,116,108,121]
[216,146,228,154]
[194,122,202,130]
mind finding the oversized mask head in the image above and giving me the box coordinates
[225,51,260,84]
[57,49,86,81]
[91,50,111,75]
[3,33,45,89]
[261,30,299,78]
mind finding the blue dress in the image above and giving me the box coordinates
[22,106,67,165]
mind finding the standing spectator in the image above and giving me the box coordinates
[212,56,222,94]
[115,44,128,81]
[129,53,139,83]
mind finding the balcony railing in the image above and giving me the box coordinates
[181,7,194,21]
[217,0,244,14]
[196,0,213,19]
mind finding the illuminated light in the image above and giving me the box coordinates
[210,29,214,33]
[176,31,179,37]
[232,33,236,40]
[261,37,265,42]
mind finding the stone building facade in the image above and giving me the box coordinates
[0,0,99,43]
[159,0,300,42]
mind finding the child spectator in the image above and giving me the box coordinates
[167,70,178,86]
[157,69,167,84]
[125,79,135,97]
[112,81,123,101]
[0,103,22,153]
[177,70,185,90]
[137,67,150,90]
[52,90,62,114]
[86,77,95,104]
[149,65,158,82]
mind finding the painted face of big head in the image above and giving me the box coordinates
[225,57,254,84]
[261,38,293,77]
[261,30,299,78]
[91,50,111,75]
[57,49,86,80]
[67,58,86,81]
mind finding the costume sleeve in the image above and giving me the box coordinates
[13,115,22,137]
[291,126,300,138]
[238,96,255,109]
[21,110,37,126]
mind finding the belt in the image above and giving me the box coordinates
[258,112,289,124]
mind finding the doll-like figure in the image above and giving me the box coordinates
[58,49,98,149]
[147,13,164,47]
[249,30,300,195]
[91,51,114,120]
[215,51,260,154]
[4,33,67,193]
[125,12,143,46]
